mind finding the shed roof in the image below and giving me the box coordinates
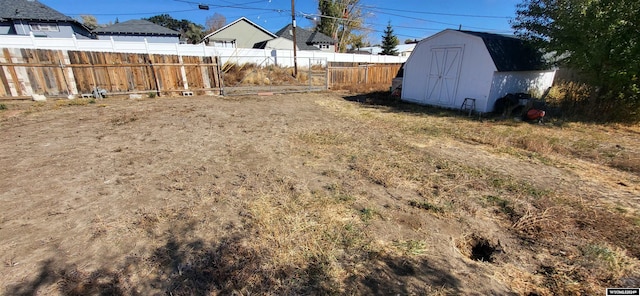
[0,0,75,22]
[93,19,180,36]
[275,24,335,50]
[458,30,544,72]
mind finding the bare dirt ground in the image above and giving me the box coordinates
[1,92,639,295]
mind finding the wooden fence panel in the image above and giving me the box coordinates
[328,63,402,88]
[183,55,205,91]
[0,63,9,97]
[0,49,70,97]
[0,48,222,98]
[329,67,366,85]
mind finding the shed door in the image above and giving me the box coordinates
[425,47,463,105]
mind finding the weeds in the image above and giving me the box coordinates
[0,103,6,110]
[393,240,427,255]
[409,200,445,214]
[359,207,376,222]
[55,98,93,107]
[580,244,637,279]
[490,177,549,198]
[111,113,139,126]
[482,195,518,221]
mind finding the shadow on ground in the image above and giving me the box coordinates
[342,91,466,119]
[342,91,568,127]
[7,222,464,295]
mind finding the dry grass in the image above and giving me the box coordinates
[2,92,639,295]
[314,93,640,294]
[547,81,640,123]
[221,63,325,87]
[331,83,391,93]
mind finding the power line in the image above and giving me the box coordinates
[67,9,199,17]
[73,0,512,38]
[360,5,511,19]
[363,7,507,32]
[173,0,279,12]
[172,0,512,33]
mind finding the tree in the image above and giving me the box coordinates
[347,34,367,51]
[184,23,205,44]
[380,22,399,56]
[144,14,206,44]
[80,15,99,30]
[316,0,368,52]
[205,13,226,33]
[512,0,640,121]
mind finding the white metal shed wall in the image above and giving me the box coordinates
[402,30,496,112]
[487,70,556,110]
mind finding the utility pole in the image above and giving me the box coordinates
[291,0,298,78]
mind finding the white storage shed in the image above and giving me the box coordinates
[401,29,555,113]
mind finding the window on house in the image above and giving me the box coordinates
[318,44,329,49]
[29,23,59,32]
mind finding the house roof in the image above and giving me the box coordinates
[93,19,180,36]
[0,0,76,22]
[356,44,414,55]
[458,30,544,72]
[275,24,335,50]
[201,17,276,42]
[396,44,416,53]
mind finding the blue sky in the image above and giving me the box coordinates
[41,0,521,43]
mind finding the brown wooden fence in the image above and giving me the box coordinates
[0,48,222,98]
[328,62,402,88]
[0,48,403,98]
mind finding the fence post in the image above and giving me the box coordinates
[326,62,330,90]
[365,65,369,84]
[214,56,225,96]
[308,59,312,90]
[60,50,78,96]
[29,32,36,48]
[178,54,189,91]
[72,34,78,49]
[200,56,213,96]
[1,48,20,96]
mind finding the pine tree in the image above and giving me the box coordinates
[380,22,398,56]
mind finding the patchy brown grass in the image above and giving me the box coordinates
[1,92,639,295]
[331,82,391,93]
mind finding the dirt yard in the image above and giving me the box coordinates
[1,92,639,295]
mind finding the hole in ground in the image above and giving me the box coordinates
[469,237,500,263]
[470,238,497,262]
[455,234,503,263]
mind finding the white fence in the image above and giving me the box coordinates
[0,34,408,67]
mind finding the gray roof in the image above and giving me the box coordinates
[0,0,76,22]
[275,24,336,50]
[459,30,545,72]
[93,19,180,36]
